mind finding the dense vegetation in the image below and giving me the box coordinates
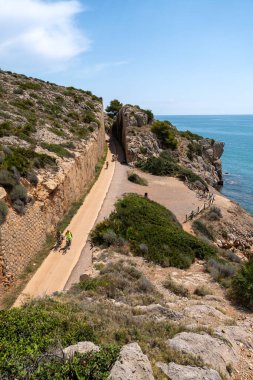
[105,99,123,117]
[231,260,253,310]
[0,145,56,213]
[136,152,207,187]
[151,120,178,149]
[0,261,206,378]
[0,300,118,379]
[91,194,216,268]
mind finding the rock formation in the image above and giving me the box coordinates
[112,105,224,187]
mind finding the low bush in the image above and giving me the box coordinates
[187,142,202,160]
[0,169,17,190]
[225,250,241,264]
[206,258,236,287]
[82,111,97,124]
[91,194,216,269]
[194,286,212,297]
[128,172,148,186]
[0,200,8,224]
[163,276,189,297]
[0,147,56,176]
[151,120,178,150]
[10,184,27,203]
[231,260,253,310]
[41,143,74,158]
[17,81,42,91]
[192,220,214,241]
[75,261,159,305]
[136,154,207,186]
[27,171,39,186]
[179,130,203,141]
[205,206,222,221]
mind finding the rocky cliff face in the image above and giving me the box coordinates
[112,105,224,187]
[112,105,160,163]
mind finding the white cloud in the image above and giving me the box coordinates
[0,0,89,71]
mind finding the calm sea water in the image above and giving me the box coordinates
[157,115,253,215]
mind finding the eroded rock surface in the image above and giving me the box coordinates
[156,362,222,380]
[108,343,154,380]
[167,332,237,377]
[63,341,99,358]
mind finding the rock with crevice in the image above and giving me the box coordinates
[156,362,222,380]
[135,303,183,321]
[108,342,154,380]
[167,332,237,377]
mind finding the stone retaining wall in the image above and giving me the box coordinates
[0,122,105,284]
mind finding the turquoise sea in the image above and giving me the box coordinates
[157,115,253,215]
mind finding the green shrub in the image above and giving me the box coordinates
[136,154,206,186]
[105,99,123,116]
[12,98,34,110]
[151,120,178,149]
[194,286,212,297]
[82,111,97,123]
[163,276,189,297]
[180,130,203,141]
[0,200,8,224]
[136,156,179,176]
[0,169,17,190]
[67,111,79,120]
[41,143,74,158]
[187,142,202,160]
[91,194,216,269]
[10,184,27,202]
[0,121,12,137]
[205,206,222,221]
[192,220,214,241]
[17,81,42,91]
[35,345,119,379]
[206,258,236,287]
[0,300,96,379]
[144,109,154,123]
[231,260,253,309]
[0,147,56,176]
[27,171,38,186]
[128,172,148,186]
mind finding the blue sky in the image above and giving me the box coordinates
[1,0,253,114]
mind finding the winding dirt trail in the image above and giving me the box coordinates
[13,146,115,307]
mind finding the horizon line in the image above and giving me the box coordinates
[155,114,253,116]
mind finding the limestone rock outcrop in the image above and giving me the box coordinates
[113,105,160,163]
[167,332,237,377]
[63,341,99,358]
[108,342,155,380]
[112,105,224,188]
[156,362,222,380]
[180,138,224,188]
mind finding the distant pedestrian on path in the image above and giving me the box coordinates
[105,161,109,169]
[54,230,63,250]
[61,230,73,254]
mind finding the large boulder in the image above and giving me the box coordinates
[108,342,154,380]
[167,332,237,378]
[156,362,222,380]
[63,341,99,358]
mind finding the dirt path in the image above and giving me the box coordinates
[65,139,207,289]
[13,146,115,307]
